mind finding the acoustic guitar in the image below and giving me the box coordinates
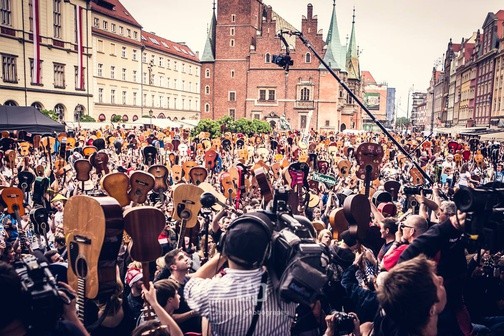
[142,145,158,166]
[101,172,130,207]
[171,165,183,184]
[172,184,203,249]
[128,171,155,205]
[89,150,110,176]
[65,196,124,323]
[189,166,208,186]
[30,206,51,252]
[148,165,169,205]
[197,182,227,212]
[182,160,197,182]
[124,206,165,321]
[74,159,93,193]
[204,149,217,171]
[1,187,30,253]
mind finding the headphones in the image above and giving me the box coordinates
[219,211,273,269]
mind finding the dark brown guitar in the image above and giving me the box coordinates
[89,150,110,176]
[128,171,155,205]
[172,184,203,250]
[124,206,165,321]
[189,166,208,186]
[148,165,169,205]
[74,159,93,193]
[101,172,130,207]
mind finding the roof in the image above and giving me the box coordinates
[0,106,65,134]
[141,31,199,62]
[361,71,376,85]
[92,27,143,47]
[91,0,142,28]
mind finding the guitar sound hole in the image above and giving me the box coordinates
[76,257,88,278]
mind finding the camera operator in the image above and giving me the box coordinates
[0,260,89,336]
[184,212,297,335]
[324,311,361,336]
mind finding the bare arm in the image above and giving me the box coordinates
[142,282,183,336]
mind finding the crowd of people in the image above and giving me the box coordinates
[0,124,503,336]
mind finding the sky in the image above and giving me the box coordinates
[121,0,503,118]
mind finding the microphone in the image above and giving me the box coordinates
[200,192,241,215]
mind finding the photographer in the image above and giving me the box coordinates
[323,311,361,336]
[0,260,89,336]
[184,212,297,335]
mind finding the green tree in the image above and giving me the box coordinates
[111,115,122,122]
[80,115,96,122]
[191,119,221,138]
[40,109,59,122]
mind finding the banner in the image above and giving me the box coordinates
[311,173,337,187]
[32,0,40,84]
[365,92,380,110]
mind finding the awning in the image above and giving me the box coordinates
[479,131,504,142]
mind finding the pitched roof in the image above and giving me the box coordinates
[361,71,376,85]
[201,7,217,62]
[323,0,346,70]
[91,0,142,28]
[141,31,199,62]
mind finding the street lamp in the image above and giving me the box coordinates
[149,109,153,129]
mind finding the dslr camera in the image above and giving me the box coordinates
[14,254,66,332]
[331,311,356,336]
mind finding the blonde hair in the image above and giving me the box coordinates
[317,229,332,242]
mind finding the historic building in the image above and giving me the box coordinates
[361,70,388,130]
[491,11,504,126]
[0,0,93,121]
[201,0,363,131]
[91,0,200,123]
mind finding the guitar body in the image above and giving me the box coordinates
[18,171,35,193]
[182,160,197,181]
[198,182,227,212]
[33,177,50,205]
[171,165,183,183]
[74,159,92,182]
[65,196,124,300]
[89,151,110,176]
[142,145,158,166]
[101,173,130,207]
[204,149,217,171]
[329,208,349,240]
[189,166,208,185]
[128,171,155,204]
[148,165,169,192]
[172,184,203,229]
[0,187,25,216]
[124,207,165,263]
[82,146,97,158]
[254,167,273,205]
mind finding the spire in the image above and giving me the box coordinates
[322,0,346,70]
[201,1,217,62]
[346,6,360,80]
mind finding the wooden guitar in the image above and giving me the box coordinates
[89,150,110,176]
[65,196,124,323]
[171,165,183,184]
[172,184,203,249]
[30,206,50,251]
[182,160,197,182]
[189,166,208,186]
[33,177,50,206]
[148,165,169,205]
[124,206,165,321]
[101,172,130,207]
[204,149,217,172]
[128,171,155,205]
[1,187,30,253]
[74,159,93,193]
[142,145,158,166]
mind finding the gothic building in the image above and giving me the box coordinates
[200,0,363,131]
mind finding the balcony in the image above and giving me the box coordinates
[294,100,314,109]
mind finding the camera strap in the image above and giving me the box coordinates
[245,271,268,336]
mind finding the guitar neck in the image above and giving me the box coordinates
[77,276,86,323]
[177,219,187,250]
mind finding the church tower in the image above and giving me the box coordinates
[200,1,217,118]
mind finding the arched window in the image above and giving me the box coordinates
[265,53,271,63]
[230,39,235,47]
[31,102,43,111]
[300,88,310,101]
[54,104,65,121]
[73,104,84,122]
[122,114,129,121]
[305,53,311,63]
[205,85,210,95]
[4,100,18,106]
[132,115,138,121]
[205,69,210,78]
[157,113,165,119]
[204,103,210,113]
[98,114,106,122]
[340,123,347,132]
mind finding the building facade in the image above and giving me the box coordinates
[201,0,363,131]
[361,70,388,130]
[0,0,93,121]
[386,87,396,127]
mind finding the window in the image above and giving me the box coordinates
[231,70,235,78]
[143,72,147,84]
[142,52,146,63]
[174,97,177,109]
[259,89,266,101]
[29,58,42,84]
[205,69,210,78]
[259,88,276,101]
[121,47,126,58]
[132,49,137,61]
[305,53,311,63]
[253,113,261,120]
[133,70,137,82]
[74,66,85,89]
[53,0,62,38]
[111,23,116,32]
[167,97,170,108]
[127,28,131,37]
[110,43,116,56]
[182,99,185,109]
[229,109,236,119]
[174,79,177,89]
[159,76,163,86]
[182,63,185,73]
[300,115,307,129]
[97,40,104,52]
[205,85,210,95]
[98,88,103,103]
[151,95,155,107]
[122,68,126,80]
[325,120,330,127]
[1,0,11,26]
[265,53,271,63]
[97,63,103,76]
[133,92,137,106]
[167,59,171,69]
[159,96,163,107]
[189,65,192,74]
[229,91,236,101]
[102,20,107,30]
[167,77,170,87]
[133,31,137,39]
[122,91,126,104]
[93,18,99,28]
[182,80,185,90]
[231,14,236,22]
[230,39,235,47]
[300,87,310,101]
[230,27,235,36]
[111,90,115,104]
[174,61,178,71]
[2,54,17,83]
[110,66,115,79]
[269,90,276,101]
[119,26,123,34]
[143,93,147,105]
[205,103,210,113]
[28,0,33,31]
[159,57,163,67]
[53,63,65,88]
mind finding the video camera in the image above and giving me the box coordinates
[453,182,504,251]
[14,254,66,332]
[403,185,433,196]
[272,54,294,70]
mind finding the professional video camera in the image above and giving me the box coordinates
[453,182,504,251]
[403,185,433,196]
[200,187,329,306]
[14,254,65,332]
[272,54,293,70]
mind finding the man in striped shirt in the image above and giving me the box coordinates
[184,214,297,335]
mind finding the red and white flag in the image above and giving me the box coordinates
[32,0,41,84]
[76,5,84,90]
